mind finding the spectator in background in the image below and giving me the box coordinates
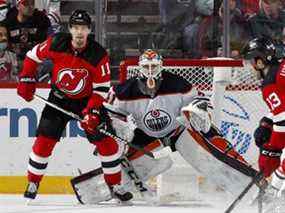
[34,0,61,34]
[248,0,285,41]
[0,0,8,21]
[0,22,18,82]
[217,0,249,59]
[159,0,213,58]
[47,7,61,35]
[5,0,50,67]
[240,0,259,17]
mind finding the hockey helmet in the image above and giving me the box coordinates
[137,49,163,97]
[241,37,276,64]
[69,9,91,28]
[138,49,163,80]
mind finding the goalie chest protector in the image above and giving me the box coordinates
[113,72,197,138]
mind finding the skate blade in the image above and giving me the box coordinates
[117,200,133,206]
[25,198,36,205]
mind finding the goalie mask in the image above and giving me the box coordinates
[137,49,163,97]
[241,37,276,79]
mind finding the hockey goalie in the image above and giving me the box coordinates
[71,49,262,206]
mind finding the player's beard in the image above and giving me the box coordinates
[73,36,86,49]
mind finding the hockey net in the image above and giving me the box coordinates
[119,58,268,202]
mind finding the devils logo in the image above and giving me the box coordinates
[56,68,88,95]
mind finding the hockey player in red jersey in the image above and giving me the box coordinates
[242,37,285,204]
[17,9,133,202]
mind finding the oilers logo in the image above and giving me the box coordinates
[143,109,171,131]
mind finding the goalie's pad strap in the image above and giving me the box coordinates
[187,126,258,178]
[127,140,161,161]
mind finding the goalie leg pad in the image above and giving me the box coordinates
[174,128,258,198]
[127,140,173,182]
[130,155,173,182]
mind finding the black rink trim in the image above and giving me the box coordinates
[29,158,48,170]
[274,120,285,126]
[101,159,122,168]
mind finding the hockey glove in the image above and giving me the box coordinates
[181,97,212,133]
[259,144,282,177]
[254,116,273,148]
[17,77,36,102]
[80,112,101,135]
[81,106,115,141]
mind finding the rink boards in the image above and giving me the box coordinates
[0,86,268,194]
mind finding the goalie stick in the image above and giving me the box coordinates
[120,156,150,195]
[224,172,266,213]
[33,94,154,158]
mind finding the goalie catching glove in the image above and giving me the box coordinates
[180,97,212,133]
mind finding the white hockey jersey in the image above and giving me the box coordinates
[109,72,199,138]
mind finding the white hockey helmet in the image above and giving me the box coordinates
[137,49,163,97]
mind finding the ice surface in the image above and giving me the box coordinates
[0,194,258,213]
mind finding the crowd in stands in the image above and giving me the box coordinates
[0,0,285,83]
[0,0,59,82]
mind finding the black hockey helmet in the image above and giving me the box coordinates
[241,37,276,64]
[69,9,91,28]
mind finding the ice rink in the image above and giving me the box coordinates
[0,194,259,213]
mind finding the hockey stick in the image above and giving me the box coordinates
[257,188,263,213]
[121,156,149,195]
[33,94,154,158]
[120,156,158,204]
[224,172,265,213]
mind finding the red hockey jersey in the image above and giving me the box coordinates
[19,33,111,108]
[262,60,285,150]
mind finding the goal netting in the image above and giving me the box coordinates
[119,58,268,202]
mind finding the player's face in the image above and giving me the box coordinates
[0,26,8,43]
[0,26,7,51]
[250,58,265,71]
[141,64,160,79]
[69,25,90,49]
[140,63,161,90]
[248,57,267,79]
